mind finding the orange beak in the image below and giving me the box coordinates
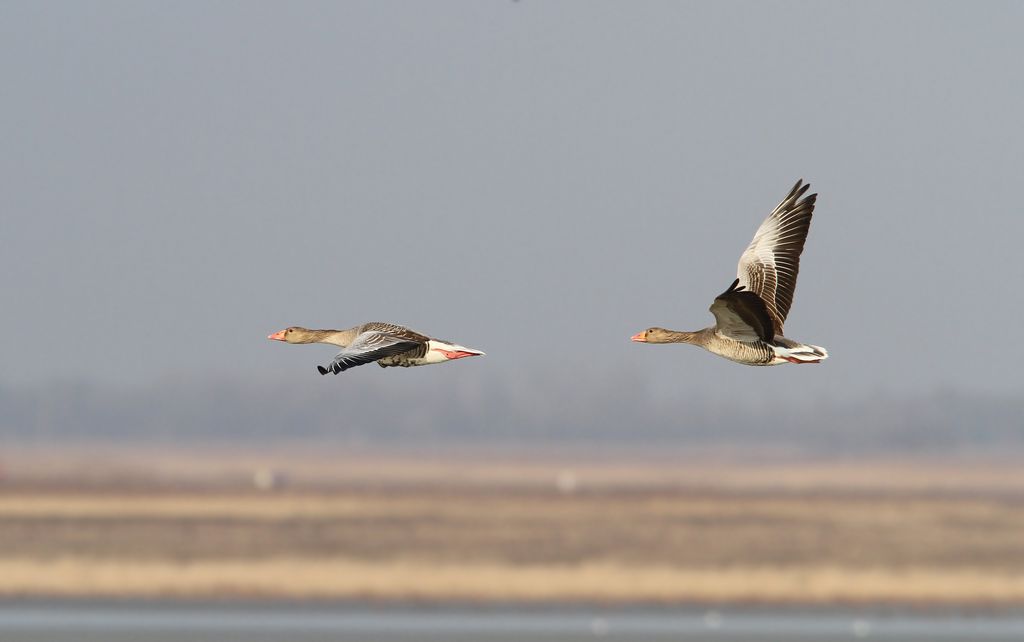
[630,332,647,343]
[268,330,287,341]
[438,349,483,360]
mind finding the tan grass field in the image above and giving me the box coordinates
[2,446,1024,606]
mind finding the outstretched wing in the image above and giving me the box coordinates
[360,322,430,343]
[319,331,420,375]
[709,279,775,342]
[736,180,816,333]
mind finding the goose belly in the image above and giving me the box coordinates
[705,336,777,366]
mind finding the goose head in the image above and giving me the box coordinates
[631,327,675,343]
[268,326,318,344]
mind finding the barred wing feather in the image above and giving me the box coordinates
[736,180,816,333]
[321,331,420,374]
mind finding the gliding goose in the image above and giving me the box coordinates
[268,322,484,375]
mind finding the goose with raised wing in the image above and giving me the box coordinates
[268,322,484,375]
[631,180,828,366]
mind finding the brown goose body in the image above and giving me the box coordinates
[632,180,828,366]
[268,322,484,375]
[642,328,776,366]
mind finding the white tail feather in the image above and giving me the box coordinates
[772,343,828,364]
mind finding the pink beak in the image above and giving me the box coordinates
[630,332,647,342]
[268,330,287,341]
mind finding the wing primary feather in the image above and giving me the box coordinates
[735,180,817,333]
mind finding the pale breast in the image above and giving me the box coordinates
[705,334,777,366]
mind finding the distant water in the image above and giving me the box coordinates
[2,602,1024,642]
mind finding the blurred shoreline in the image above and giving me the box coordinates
[2,446,1024,607]
[7,443,1024,490]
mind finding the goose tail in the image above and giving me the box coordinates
[772,343,828,364]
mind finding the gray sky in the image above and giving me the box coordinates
[3,1,1022,405]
